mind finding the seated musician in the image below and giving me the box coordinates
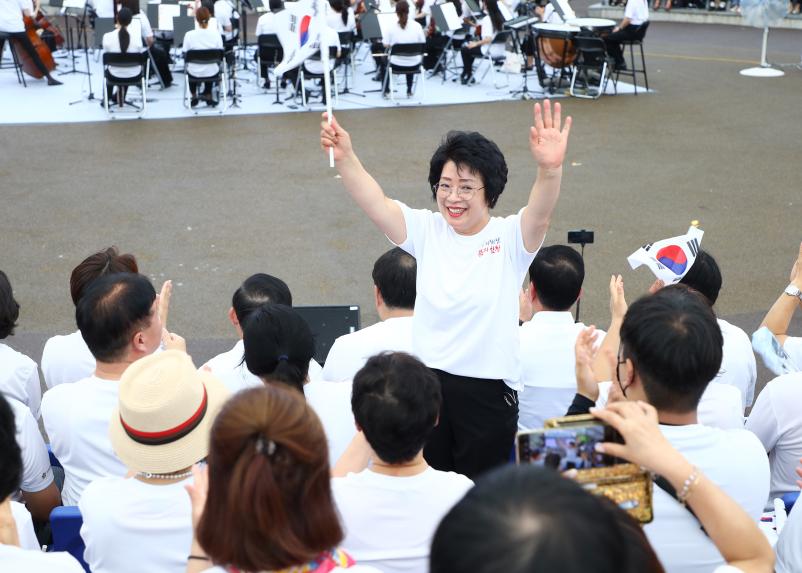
[119,0,173,86]
[381,0,425,97]
[0,0,62,85]
[255,0,285,89]
[298,25,341,100]
[102,7,144,106]
[604,0,648,70]
[459,0,504,85]
[327,0,356,32]
[182,6,224,107]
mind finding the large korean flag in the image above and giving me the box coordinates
[627,226,704,284]
[274,0,327,76]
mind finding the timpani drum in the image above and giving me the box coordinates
[566,17,617,34]
[533,22,581,69]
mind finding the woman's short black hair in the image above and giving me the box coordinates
[0,270,20,340]
[232,273,293,325]
[428,131,508,208]
[0,394,23,500]
[430,465,664,573]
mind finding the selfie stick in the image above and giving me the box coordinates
[574,240,586,323]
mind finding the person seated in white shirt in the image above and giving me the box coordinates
[430,401,775,573]
[679,250,756,409]
[201,273,322,393]
[0,270,43,421]
[300,25,341,94]
[604,0,648,69]
[102,8,145,108]
[380,0,425,97]
[327,0,356,32]
[80,350,229,573]
[42,246,139,390]
[0,394,85,572]
[569,285,770,573]
[323,248,416,382]
[517,245,604,430]
[213,0,237,44]
[8,397,61,524]
[332,352,474,573]
[42,273,183,506]
[254,0,285,88]
[182,7,224,107]
[120,0,174,86]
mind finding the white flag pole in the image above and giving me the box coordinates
[316,0,335,167]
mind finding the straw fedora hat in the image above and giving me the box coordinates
[109,350,230,475]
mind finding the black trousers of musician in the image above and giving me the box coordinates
[460,45,483,79]
[0,32,51,77]
[383,63,417,94]
[423,370,518,480]
[189,80,214,99]
[148,44,173,86]
[604,24,642,67]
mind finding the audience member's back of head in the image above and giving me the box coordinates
[621,284,723,413]
[352,352,441,464]
[76,273,157,363]
[430,465,664,573]
[679,250,722,307]
[268,0,284,10]
[0,270,20,340]
[373,248,416,311]
[232,273,292,325]
[70,247,138,307]
[0,394,22,500]
[528,245,584,311]
[198,385,342,572]
[242,304,315,393]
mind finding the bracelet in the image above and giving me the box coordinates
[188,555,210,561]
[677,466,701,506]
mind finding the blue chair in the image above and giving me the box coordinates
[50,506,90,572]
[783,491,800,513]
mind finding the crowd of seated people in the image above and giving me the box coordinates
[1,102,800,573]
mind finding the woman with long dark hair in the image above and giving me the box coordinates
[459,0,504,84]
[102,6,144,106]
[327,0,356,31]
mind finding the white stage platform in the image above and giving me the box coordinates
[0,45,648,124]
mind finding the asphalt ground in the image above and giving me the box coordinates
[1,14,801,397]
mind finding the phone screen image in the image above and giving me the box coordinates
[516,425,620,471]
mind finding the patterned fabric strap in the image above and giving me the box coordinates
[227,548,356,573]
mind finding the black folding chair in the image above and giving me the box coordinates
[382,42,426,102]
[183,48,228,111]
[102,51,149,114]
[257,33,283,103]
[569,35,614,99]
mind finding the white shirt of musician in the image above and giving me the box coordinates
[182,26,224,77]
[326,7,356,32]
[0,0,29,33]
[214,0,236,40]
[255,10,276,36]
[624,0,649,25]
[102,28,144,78]
[384,18,425,66]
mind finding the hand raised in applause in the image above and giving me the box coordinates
[530,99,572,170]
[610,274,627,323]
[790,242,802,288]
[575,326,601,401]
[185,463,209,530]
[159,280,173,331]
[162,329,187,353]
[320,112,354,163]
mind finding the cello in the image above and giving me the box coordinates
[12,14,56,79]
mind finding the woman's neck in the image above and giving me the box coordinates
[370,452,428,477]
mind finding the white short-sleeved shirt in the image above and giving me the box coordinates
[41,376,127,506]
[326,8,356,32]
[102,29,145,78]
[0,343,42,420]
[182,26,224,77]
[745,372,802,505]
[0,545,85,572]
[80,476,193,573]
[134,12,154,40]
[305,379,355,465]
[0,0,29,33]
[624,0,649,25]
[384,19,425,67]
[332,467,474,573]
[517,313,604,429]
[322,316,415,382]
[479,14,505,58]
[782,335,802,369]
[775,490,802,573]
[12,500,40,550]
[396,202,538,385]
[255,11,276,36]
[644,424,769,573]
[214,0,236,40]
[42,330,96,390]
[9,397,54,497]
[202,339,323,394]
[716,318,757,408]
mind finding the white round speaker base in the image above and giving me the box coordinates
[740,66,785,77]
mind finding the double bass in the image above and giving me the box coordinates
[12,14,56,78]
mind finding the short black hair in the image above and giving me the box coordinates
[351,352,441,464]
[76,273,157,363]
[232,273,293,325]
[428,131,508,208]
[268,0,283,10]
[528,245,584,311]
[679,250,721,307]
[372,248,416,311]
[0,270,20,340]
[0,394,23,500]
[620,285,723,413]
[430,465,664,573]
[242,304,315,394]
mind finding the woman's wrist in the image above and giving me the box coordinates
[537,165,563,177]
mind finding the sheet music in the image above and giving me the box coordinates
[378,0,392,11]
[62,0,86,9]
[550,0,576,21]
[498,1,513,21]
[158,3,180,30]
[440,2,461,30]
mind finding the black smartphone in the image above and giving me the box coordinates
[515,422,624,470]
[567,230,595,244]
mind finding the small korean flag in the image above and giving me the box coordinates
[627,226,704,284]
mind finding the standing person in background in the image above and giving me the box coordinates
[320,100,571,479]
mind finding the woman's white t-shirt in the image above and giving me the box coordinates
[183,26,224,77]
[384,19,425,66]
[0,342,42,420]
[42,330,96,389]
[79,476,194,573]
[395,201,538,385]
[479,14,505,58]
[326,7,356,32]
[0,545,85,572]
[102,28,145,78]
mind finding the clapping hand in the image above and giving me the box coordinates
[610,274,628,323]
[185,463,209,530]
[575,326,601,401]
[530,99,572,170]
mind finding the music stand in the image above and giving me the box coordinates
[429,2,462,82]
[293,305,361,366]
[548,0,576,22]
[59,0,89,76]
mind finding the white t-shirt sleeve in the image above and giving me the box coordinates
[783,336,802,369]
[139,13,154,39]
[506,209,541,279]
[16,401,55,493]
[393,200,430,259]
[745,383,779,452]
[24,364,42,422]
[322,336,351,382]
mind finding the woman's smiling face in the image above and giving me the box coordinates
[435,160,491,236]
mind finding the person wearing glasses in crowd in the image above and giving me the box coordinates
[320,100,571,479]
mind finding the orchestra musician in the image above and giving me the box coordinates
[101,6,143,106]
[327,0,356,32]
[380,0,424,97]
[603,0,648,70]
[182,6,223,107]
[119,0,173,86]
[254,0,285,88]
[459,0,504,85]
[0,0,62,85]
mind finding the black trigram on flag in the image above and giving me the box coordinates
[642,243,653,252]
[687,238,700,257]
